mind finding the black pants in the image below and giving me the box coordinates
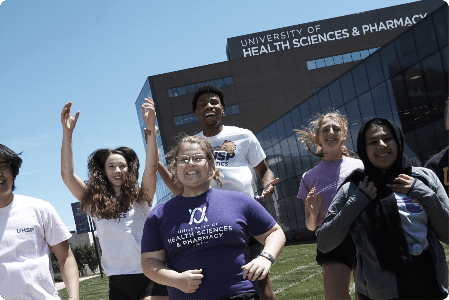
[357,250,445,300]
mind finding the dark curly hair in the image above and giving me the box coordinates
[0,144,23,191]
[81,147,145,220]
[192,85,226,112]
[166,135,223,188]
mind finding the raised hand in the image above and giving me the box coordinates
[61,102,80,133]
[305,187,321,217]
[141,97,156,132]
[176,269,203,294]
[358,176,377,200]
[386,174,415,195]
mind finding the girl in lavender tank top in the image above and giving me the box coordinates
[295,111,363,300]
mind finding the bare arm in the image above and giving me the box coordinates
[304,188,321,231]
[242,223,286,281]
[253,159,279,199]
[157,161,183,196]
[60,101,86,201]
[50,240,79,300]
[140,98,159,206]
[141,250,203,294]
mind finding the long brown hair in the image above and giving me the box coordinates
[294,110,350,158]
[81,147,144,219]
[166,135,223,188]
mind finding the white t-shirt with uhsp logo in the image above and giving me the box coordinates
[0,195,71,299]
[197,126,266,197]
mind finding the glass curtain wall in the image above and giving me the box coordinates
[135,78,174,205]
[255,4,448,241]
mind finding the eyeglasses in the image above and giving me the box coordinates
[0,162,10,172]
[176,155,208,166]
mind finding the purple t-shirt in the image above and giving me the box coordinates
[141,188,276,299]
[297,157,364,228]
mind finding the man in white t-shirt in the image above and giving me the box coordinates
[0,144,79,300]
[158,85,279,300]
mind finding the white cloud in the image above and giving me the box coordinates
[0,0,6,7]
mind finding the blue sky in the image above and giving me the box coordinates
[0,0,417,230]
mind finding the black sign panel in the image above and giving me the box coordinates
[71,202,90,234]
[226,0,444,60]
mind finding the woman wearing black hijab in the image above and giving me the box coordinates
[317,118,449,299]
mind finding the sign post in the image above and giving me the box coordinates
[71,202,103,278]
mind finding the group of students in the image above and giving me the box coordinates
[0,84,448,300]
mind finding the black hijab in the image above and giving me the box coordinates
[349,118,413,273]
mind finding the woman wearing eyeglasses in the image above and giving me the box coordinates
[141,135,286,300]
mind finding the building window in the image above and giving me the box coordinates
[168,76,235,98]
[174,104,241,126]
[306,47,380,70]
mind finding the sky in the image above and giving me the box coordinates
[0,0,422,231]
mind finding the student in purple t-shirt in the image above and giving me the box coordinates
[295,111,363,300]
[141,136,286,300]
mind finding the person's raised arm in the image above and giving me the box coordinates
[304,188,321,231]
[50,240,79,300]
[157,157,183,196]
[253,160,279,199]
[140,98,159,206]
[141,250,203,294]
[61,101,86,201]
[241,223,285,281]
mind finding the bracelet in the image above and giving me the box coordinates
[257,252,274,264]
[68,297,77,300]
[144,127,159,136]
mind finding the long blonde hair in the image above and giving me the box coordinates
[166,135,223,188]
[294,110,350,158]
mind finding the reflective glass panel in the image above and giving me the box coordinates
[214,78,224,87]
[168,88,178,98]
[329,80,344,109]
[308,95,320,117]
[316,58,325,68]
[360,50,370,59]
[351,63,369,96]
[364,52,384,88]
[224,76,234,86]
[178,86,187,96]
[357,91,375,124]
[334,55,344,65]
[351,51,362,61]
[230,104,240,115]
[275,118,287,142]
[371,83,393,121]
[318,88,331,111]
[174,116,184,126]
[342,53,352,63]
[186,84,196,94]
[307,61,317,70]
[324,57,334,66]
[340,72,356,103]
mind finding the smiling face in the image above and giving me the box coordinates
[175,142,212,196]
[0,157,14,200]
[104,154,128,194]
[317,117,347,157]
[194,93,224,130]
[365,124,398,170]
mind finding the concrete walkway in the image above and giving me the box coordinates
[55,274,100,291]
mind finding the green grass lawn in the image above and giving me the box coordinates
[59,242,449,300]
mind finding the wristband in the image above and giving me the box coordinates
[258,252,274,263]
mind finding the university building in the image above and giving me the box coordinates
[135,0,448,240]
